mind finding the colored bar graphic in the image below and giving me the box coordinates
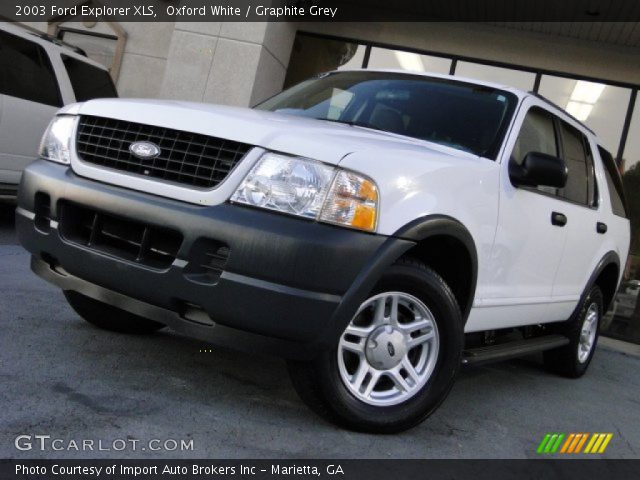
[560,433,575,453]
[574,433,588,453]
[584,433,599,453]
[584,433,614,454]
[537,434,552,454]
[598,434,613,453]
[538,433,613,454]
[537,433,565,454]
[551,434,565,453]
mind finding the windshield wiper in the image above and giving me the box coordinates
[318,118,386,133]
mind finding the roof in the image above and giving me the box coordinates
[337,68,528,97]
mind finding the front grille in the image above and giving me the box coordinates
[76,115,252,189]
[59,202,183,270]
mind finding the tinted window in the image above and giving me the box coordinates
[0,30,61,107]
[62,55,117,102]
[512,107,558,164]
[599,146,627,217]
[559,122,590,205]
[257,71,517,159]
[512,107,560,195]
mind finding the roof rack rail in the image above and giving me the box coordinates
[528,91,595,136]
[31,31,88,57]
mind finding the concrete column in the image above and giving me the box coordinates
[159,22,296,107]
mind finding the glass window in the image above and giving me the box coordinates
[600,146,627,217]
[59,29,117,69]
[367,47,451,75]
[512,107,558,164]
[0,30,61,107]
[257,70,517,158]
[456,62,536,91]
[558,122,590,205]
[538,76,631,157]
[622,98,640,172]
[62,55,117,102]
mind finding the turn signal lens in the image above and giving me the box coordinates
[319,171,378,232]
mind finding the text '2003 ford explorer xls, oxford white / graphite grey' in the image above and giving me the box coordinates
[16,70,630,432]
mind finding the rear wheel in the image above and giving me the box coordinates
[543,285,603,378]
[287,258,463,433]
[64,291,166,334]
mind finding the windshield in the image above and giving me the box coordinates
[256,71,518,158]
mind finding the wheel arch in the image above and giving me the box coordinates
[580,251,621,316]
[393,215,478,322]
[321,215,478,350]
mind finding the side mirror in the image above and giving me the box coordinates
[509,152,567,188]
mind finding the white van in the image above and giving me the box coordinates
[0,22,117,201]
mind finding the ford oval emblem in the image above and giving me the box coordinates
[129,141,160,160]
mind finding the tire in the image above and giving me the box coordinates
[287,257,463,433]
[543,285,603,378]
[64,291,166,334]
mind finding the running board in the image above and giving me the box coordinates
[462,335,570,366]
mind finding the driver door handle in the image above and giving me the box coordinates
[551,211,567,227]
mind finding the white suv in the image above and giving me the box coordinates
[16,70,630,432]
[0,22,116,201]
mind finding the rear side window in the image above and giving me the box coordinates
[558,122,592,206]
[0,30,61,107]
[62,55,117,102]
[598,146,627,217]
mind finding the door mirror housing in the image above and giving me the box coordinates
[509,152,567,189]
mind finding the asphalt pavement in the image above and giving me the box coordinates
[0,203,639,459]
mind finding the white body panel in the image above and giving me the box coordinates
[68,98,480,206]
[53,71,630,333]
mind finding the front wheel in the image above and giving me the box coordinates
[287,258,463,433]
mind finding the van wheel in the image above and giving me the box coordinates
[287,258,463,433]
[543,285,603,378]
[64,291,166,334]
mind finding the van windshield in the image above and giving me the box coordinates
[256,71,518,159]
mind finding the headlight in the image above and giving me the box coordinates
[39,115,77,165]
[231,153,335,219]
[231,152,378,232]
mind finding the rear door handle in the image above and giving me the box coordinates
[597,222,608,234]
[551,211,567,227]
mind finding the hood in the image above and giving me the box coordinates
[70,99,477,165]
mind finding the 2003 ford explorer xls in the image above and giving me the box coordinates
[16,70,630,432]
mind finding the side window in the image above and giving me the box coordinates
[598,146,628,217]
[585,140,597,207]
[0,30,61,107]
[558,122,590,205]
[62,55,118,102]
[511,107,560,195]
[512,107,558,164]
